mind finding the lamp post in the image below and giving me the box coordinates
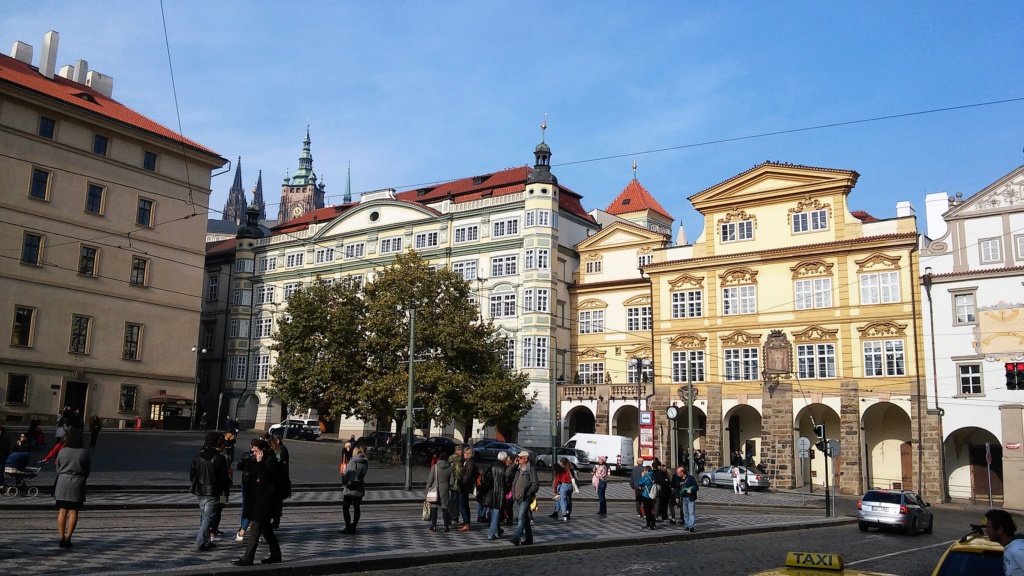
[922,267,950,503]
[551,372,566,475]
[190,345,207,431]
[678,385,696,474]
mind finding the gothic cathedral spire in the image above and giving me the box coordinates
[251,170,266,221]
[222,156,247,223]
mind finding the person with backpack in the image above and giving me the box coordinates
[189,432,231,552]
[447,445,464,525]
[340,445,368,534]
[231,439,282,566]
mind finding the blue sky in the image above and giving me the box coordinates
[4,2,1022,241]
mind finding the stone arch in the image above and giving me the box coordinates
[611,404,640,458]
[723,404,762,466]
[565,404,596,436]
[862,402,912,490]
[672,404,708,469]
[944,426,1003,502]
[795,403,841,490]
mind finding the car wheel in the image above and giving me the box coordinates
[905,517,917,536]
[924,517,933,534]
[858,521,869,532]
[700,476,711,486]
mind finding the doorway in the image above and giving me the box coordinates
[64,381,89,415]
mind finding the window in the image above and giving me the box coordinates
[255,317,273,338]
[130,257,149,286]
[454,225,479,244]
[860,271,900,304]
[452,260,477,281]
[1016,236,1024,260]
[136,198,154,227]
[980,238,1001,264]
[627,360,654,384]
[202,323,215,350]
[863,340,905,377]
[792,209,828,233]
[797,343,836,379]
[21,233,42,265]
[345,243,365,259]
[492,218,520,238]
[123,323,143,360]
[230,356,249,380]
[314,248,335,264]
[722,285,757,315]
[489,293,517,318]
[794,278,833,310]
[11,306,35,346]
[253,355,271,380]
[284,282,302,300]
[235,258,254,273]
[585,260,603,274]
[285,252,305,268]
[93,134,109,156]
[626,306,652,331]
[345,275,364,290]
[522,336,548,368]
[29,168,50,200]
[638,253,654,268]
[720,220,753,243]
[578,362,605,385]
[78,245,98,276]
[524,249,550,270]
[490,255,518,277]
[523,288,550,313]
[672,351,705,383]
[724,347,759,381]
[69,314,91,354]
[232,289,252,306]
[954,293,976,325]
[258,256,277,272]
[958,364,982,395]
[671,290,702,318]
[85,184,104,214]
[578,310,605,334]
[503,339,516,370]
[143,151,157,171]
[38,116,55,139]
[5,374,29,405]
[229,319,251,338]
[207,275,219,301]
[415,232,439,249]
[380,236,403,254]
[525,210,553,228]
[118,384,138,412]
[256,285,275,305]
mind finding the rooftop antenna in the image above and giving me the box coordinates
[541,113,547,142]
[633,157,637,180]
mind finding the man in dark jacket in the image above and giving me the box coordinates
[189,432,231,551]
[507,450,539,546]
[457,446,480,531]
[232,439,283,566]
[485,451,508,540]
[629,458,645,517]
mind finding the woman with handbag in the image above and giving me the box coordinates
[340,446,368,534]
[425,449,453,532]
[551,458,574,522]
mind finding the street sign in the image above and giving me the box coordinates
[986,442,992,465]
[798,450,809,459]
[797,437,811,452]
[827,439,841,458]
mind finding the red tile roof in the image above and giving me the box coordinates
[0,53,219,156]
[606,179,673,221]
[271,203,357,234]
[205,238,236,255]
[850,210,879,223]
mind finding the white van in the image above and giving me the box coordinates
[564,433,635,473]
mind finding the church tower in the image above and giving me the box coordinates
[278,126,326,223]
[251,170,266,222]
[222,156,247,223]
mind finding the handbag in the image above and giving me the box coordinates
[426,488,439,502]
[422,500,431,521]
[571,477,580,495]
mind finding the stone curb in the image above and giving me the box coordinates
[161,517,858,576]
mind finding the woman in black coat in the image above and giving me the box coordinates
[231,440,282,566]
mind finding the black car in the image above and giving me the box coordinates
[411,436,459,464]
[472,440,535,463]
[357,431,397,449]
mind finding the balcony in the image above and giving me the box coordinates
[560,384,648,401]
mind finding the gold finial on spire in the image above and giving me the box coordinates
[541,113,547,142]
[633,157,637,180]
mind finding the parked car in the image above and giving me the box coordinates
[697,465,771,490]
[856,489,933,534]
[472,440,536,463]
[411,436,459,464]
[562,433,635,472]
[357,431,397,449]
[535,447,593,472]
[268,418,321,441]
[930,524,1003,575]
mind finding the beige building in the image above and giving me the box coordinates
[568,162,941,499]
[1,32,226,429]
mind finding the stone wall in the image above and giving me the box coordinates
[839,381,863,495]
[760,383,795,488]
[706,385,723,469]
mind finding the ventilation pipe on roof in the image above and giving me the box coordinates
[10,41,33,64]
[86,70,113,98]
[73,59,88,84]
[39,31,58,79]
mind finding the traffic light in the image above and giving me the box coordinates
[1017,364,1024,389]
[813,424,826,451]
[809,448,815,460]
[1006,363,1024,391]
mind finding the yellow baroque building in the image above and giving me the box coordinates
[569,162,941,498]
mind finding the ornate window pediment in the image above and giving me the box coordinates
[669,274,704,289]
[857,321,907,338]
[625,345,652,358]
[793,325,839,342]
[578,348,607,359]
[855,252,902,272]
[720,330,762,346]
[790,260,834,279]
[719,268,759,286]
[671,333,707,349]
[623,294,652,306]
[788,196,833,218]
[584,253,603,261]
[578,298,608,309]
[717,207,758,229]
[638,246,653,255]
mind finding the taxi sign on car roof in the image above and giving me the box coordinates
[785,553,844,571]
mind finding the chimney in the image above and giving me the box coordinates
[10,41,33,64]
[73,59,88,84]
[86,70,113,98]
[58,65,75,79]
[895,200,915,218]
[39,30,58,79]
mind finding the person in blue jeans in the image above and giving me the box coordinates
[591,456,609,514]
[189,432,231,552]
[679,466,699,532]
[552,458,574,521]
[486,451,508,540]
[507,451,539,545]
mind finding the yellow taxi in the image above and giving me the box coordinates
[930,524,1004,576]
[750,552,897,576]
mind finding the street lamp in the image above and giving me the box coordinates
[190,345,207,431]
[922,266,950,503]
[678,385,697,475]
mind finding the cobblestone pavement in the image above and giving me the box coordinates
[0,502,846,576]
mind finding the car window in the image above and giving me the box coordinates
[934,551,1003,576]
[863,491,902,504]
[565,440,576,448]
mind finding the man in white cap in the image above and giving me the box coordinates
[505,450,539,546]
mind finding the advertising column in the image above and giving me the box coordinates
[640,410,655,463]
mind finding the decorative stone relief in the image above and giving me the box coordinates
[787,195,833,221]
[578,299,608,309]
[638,246,654,255]
[625,345,652,358]
[671,333,707,349]
[584,253,604,262]
[857,321,908,338]
[790,260,834,279]
[974,177,1023,211]
[720,330,762,346]
[717,207,758,229]
[855,252,902,272]
[793,325,839,342]
[578,348,607,359]
[669,274,705,289]
[719,268,759,285]
[623,295,652,306]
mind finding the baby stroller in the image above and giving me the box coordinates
[4,463,42,496]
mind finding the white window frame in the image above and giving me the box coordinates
[1016,235,1024,261]
[253,355,271,380]
[285,252,305,268]
[255,317,273,338]
[504,339,516,370]
[578,310,605,334]
[232,289,252,306]
[489,293,517,318]
[454,225,479,244]
[722,285,756,315]
[259,256,278,272]
[953,292,976,325]
[522,336,548,368]
[490,255,518,277]
[720,220,753,243]
[860,271,900,305]
[796,343,836,379]
[578,362,605,385]
[958,363,982,395]
[344,242,365,259]
[671,350,705,383]
[724,347,759,381]
[524,210,553,228]
[256,285,276,305]
[522,288,550,313]
[863,339,905,377]
[792,209,828,233]
[315,248,335,264]
[414,231,439,249]
[380,236,403,254]
[492,218,520,238]
[452,260,477,281]
[235,258,254,273]
[284,282,302,300]
[671,290,703,319]
[638,253,654,268]
[794,278,833,310]
[980,238,1001,264]
[626,306,652,331]
[585,260,603,274]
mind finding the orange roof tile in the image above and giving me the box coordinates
[606,179,673,221]
[0,53,219,157]
[850,210,879,222]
